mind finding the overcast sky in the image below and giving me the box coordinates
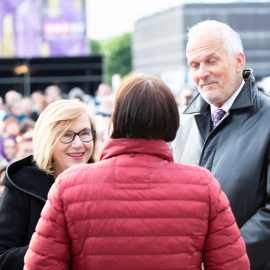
[86,0,269,41]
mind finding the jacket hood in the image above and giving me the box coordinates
[100,138,173,162]
[184,68,255,115]
[2,155,54,202]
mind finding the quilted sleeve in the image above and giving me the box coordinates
[203,173,250,270]
[24,177,71,270]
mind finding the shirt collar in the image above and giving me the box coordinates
[211,79,245,119]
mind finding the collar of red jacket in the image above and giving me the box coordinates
[100,138,173,162]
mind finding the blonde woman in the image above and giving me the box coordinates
[0,99,98,270]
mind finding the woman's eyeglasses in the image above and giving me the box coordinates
[60,129,96,144]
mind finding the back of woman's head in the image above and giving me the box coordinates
[33,99,98,174]
[111,74,179,142]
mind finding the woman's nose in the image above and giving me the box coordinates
[71,134,83,147]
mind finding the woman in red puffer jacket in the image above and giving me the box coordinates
[24,75,250,270]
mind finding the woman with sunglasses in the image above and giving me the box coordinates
[0,99,98,270]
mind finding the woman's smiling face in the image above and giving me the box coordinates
[52,113,94,176]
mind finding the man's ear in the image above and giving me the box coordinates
[235,52,245,73]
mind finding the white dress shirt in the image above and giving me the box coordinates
[210,79,245,121]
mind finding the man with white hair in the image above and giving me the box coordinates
[173,20,270,269]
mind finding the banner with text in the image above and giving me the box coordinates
[0,0,89,58]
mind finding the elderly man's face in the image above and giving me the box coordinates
[187,31,244,108]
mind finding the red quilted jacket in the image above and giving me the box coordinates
[24,139,250,270]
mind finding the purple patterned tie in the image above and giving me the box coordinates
[213,108,226,128]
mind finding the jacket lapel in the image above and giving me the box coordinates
[184,93,212,141]
[230,74,253,110]
[183,69,255,141]
[194,108,212,141]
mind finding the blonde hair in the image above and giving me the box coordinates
[33,99,98,174]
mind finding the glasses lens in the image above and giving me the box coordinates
[79,129,95,142]
[60,131,74,143]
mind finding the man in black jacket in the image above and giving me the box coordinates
[173,20,270,269]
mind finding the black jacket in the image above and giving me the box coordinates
[173,69,270,270]
[0,155,54,270]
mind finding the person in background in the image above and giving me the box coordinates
[83,94,97,114]
[0,99,98,270]
[2,117,20,138]
[24,75,249,270]
[16,121,35,159]
[95,95,114,117]
[3,100,27,122]
[172,20,270,269]
[95,94,115,149]
[5,90,21,106]
[0,136,16,164]
[69,87,97,114]
[69,87,85,101]
[94,83,114,143]
[31,90,43,105]
[0,97,6,134]
[21,97,39,121]
[19,121,35,138]
[0,97,6,122]
[94,114,111,149]
[0,164,7,197]
[94,82,112,106]
[44,85,62,104]
[31,90,44,115]
[36,95,49,113]
[175,87,197,114]
[16,138,33,160]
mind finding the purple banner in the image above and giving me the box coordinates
[0,0,89,58]
[41,0,88,57]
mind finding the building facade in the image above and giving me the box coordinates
[132,2,270,93]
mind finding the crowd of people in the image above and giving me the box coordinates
[0,83,116,196]
[0,79,198,197]
[1,19,270,269]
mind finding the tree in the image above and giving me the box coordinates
[103,33,131,85]
[89,39,101,54]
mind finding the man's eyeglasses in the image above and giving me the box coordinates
[60,129,96,144]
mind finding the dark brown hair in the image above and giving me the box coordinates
[111,74,179,142]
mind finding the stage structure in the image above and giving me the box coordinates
[0,0,103,97]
